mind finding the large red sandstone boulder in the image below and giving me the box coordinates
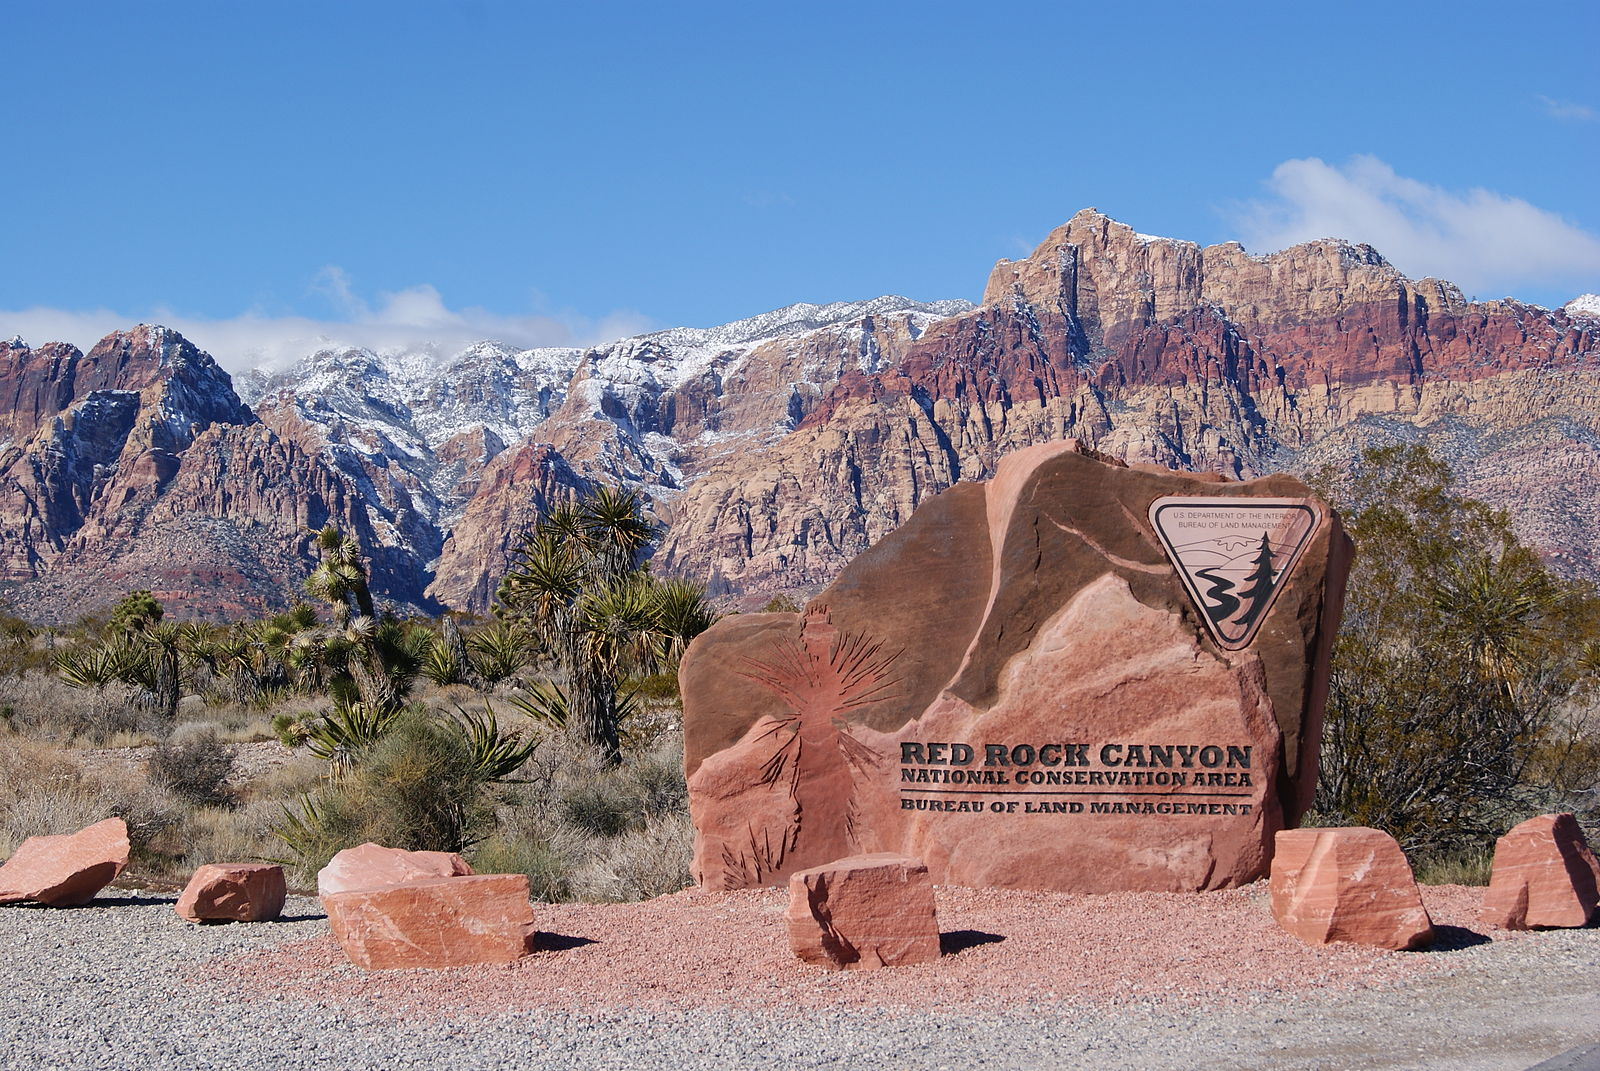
[1270,827,1434,950]
[1481,813,1600,930]
[785,853,940,970]
[682,440,1351,894]
[176,863,287,923]
[0,818,130,907]
[322,874,536,970]
[316,843,474,897]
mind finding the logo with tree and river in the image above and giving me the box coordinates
[1148,498,1320,651]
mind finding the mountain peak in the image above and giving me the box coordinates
[1566,294,1600,319]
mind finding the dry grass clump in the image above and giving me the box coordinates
[1413,850,1494,886]
[0,734,178,859]
[0,718,312,884]
[469,732,693,903]
[146,724,237,808]
[0,670,160,745]
[0,735,111,856]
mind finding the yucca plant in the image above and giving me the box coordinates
[466,620,530,685]
[302,700,409,776]
[421,638,464,686]
[453,702,541,782]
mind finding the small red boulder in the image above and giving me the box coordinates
[1481,813,1600,930]
[176,863,287,923]
[0,818,130,907]
[322,874,536,969]
[1271,827,1434,951]
[785,853,941,970]
[316,843,474,897]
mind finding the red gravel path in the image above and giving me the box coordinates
[200,884,1518,1019]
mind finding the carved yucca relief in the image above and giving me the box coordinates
[721,605,902,884]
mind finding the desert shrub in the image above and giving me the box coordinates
[572,812,694,902]
[154,800,283,875]
[272,712,502,883]
[1315,445,1600,862]
[472,732,692,902]
[245,750,328,802]
[558,777,636,837]
[1413,850,1494,887]
[0,736,103,855]
[2,667,155,744]
[469,830,577,902]
[86,765,184,857]
[542,733,676,837]
[629,671,680,702]
[147,725,237,808]
[0,735,182,860]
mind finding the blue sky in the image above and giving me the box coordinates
[3,0,1597,369]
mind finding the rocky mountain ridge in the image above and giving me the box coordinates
[1,211,1596,621]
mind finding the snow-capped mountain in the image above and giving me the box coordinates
[239,295,973,532]
[3,210,1598,622]
[1566,294,1600,320]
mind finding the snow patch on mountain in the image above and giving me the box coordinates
[237,295,972,531]
[1566,294,1600,320]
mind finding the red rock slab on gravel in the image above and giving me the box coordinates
[1481,813,1600,930]
[316,842,474,897]
[1270,827,1435,951]
[785,853,941,970]
[0,818,129,907]
[322,874,536,970]
[176,864,288,923]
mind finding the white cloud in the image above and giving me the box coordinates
[0,272,656,373]
[1231,156,1600,300]
[1538,95,1597,122]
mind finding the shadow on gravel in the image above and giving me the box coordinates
[941,930,1006,955]
[536,932,597,952]
[1424,924,1492,952]
[0,894,176,909]
[191,911,324,924]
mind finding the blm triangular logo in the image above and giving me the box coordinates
[1148,497,1321,651]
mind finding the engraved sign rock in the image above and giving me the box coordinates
[682,440,1352,894]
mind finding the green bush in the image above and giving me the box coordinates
[273,712,499,882]
[1315,445,1600,862]
[469,833,575,902]
[558,777,636,837]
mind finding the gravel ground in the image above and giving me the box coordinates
[71,740,295,788]
[2,884,1596,1071]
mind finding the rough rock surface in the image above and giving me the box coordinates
[0,818,129,907]
[1270,827,1435,950]
[683,441,1350,894]
[659,210,1600,600]
[316,843,474,898]
[321,874,536,970]
[0,326,444,620]
[5,210,1599,619]
[784,853,940,970]
[175,864,288,923]
[1481,813,1600,930]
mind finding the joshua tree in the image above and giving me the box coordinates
[304,524,375,626]
[495,486,714,763]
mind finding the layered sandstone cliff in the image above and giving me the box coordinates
[657,211,1599,595]
[2,212,1596,620]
